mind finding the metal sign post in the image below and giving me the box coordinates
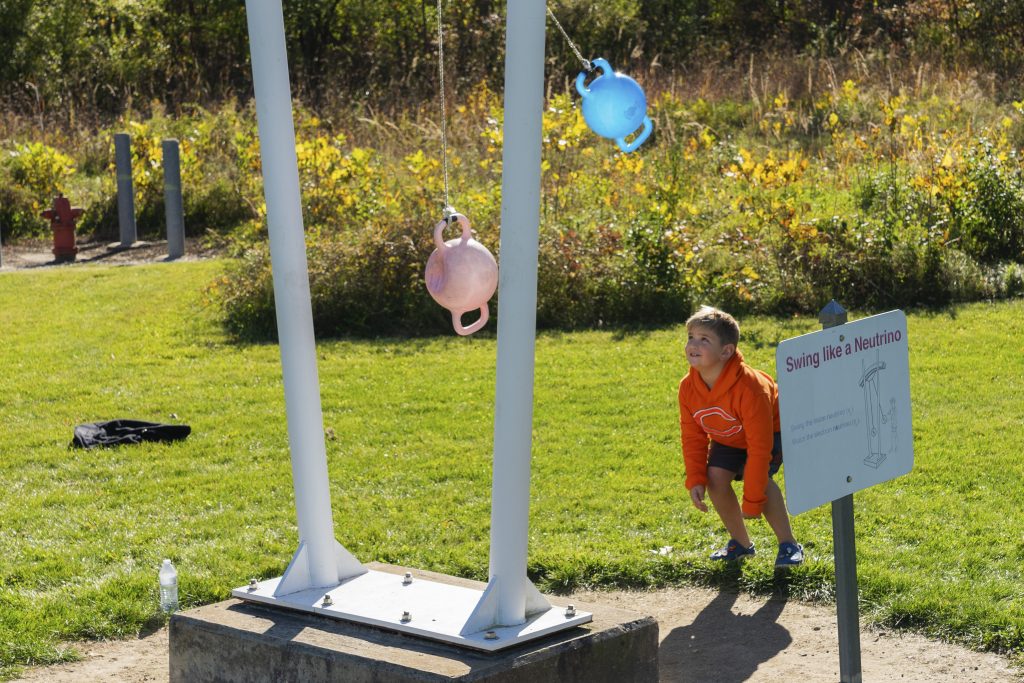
[777,300,915,683]
[820,302,862,683]
[832,491,861,683]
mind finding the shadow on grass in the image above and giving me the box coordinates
[529,554,833,605]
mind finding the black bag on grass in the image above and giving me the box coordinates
[71,419,191,449]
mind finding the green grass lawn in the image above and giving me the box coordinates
[1,259,1022,678]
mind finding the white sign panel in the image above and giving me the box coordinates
[776,310,913,515]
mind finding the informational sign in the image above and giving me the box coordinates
[776,310,914,515]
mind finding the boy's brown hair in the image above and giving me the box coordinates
[685,306,740,348]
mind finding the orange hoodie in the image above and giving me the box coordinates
[678,350,781,516]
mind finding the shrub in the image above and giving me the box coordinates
[76,193,119,241]
[989,262,1024,299]
[0,184,41,241]
[184,177,253,235]
[210,221,449,340]
[0,142,76,238]
[535,220,614,329]
[955,143,1024,264]
[306,222,447,337]
[836,220,991,309]
[206,248,277,341]
[207,79,1024,340]
[536,215,692,329]
[6,66,1023,338]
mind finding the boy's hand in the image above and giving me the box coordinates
[690,485,708,512]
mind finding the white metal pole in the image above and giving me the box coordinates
[490,0,547,626]
[244,0,339,589]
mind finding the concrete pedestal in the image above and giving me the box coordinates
[170,565,657,683]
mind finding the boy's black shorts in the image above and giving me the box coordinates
[707,432,783,482]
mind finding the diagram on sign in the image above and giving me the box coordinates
[858,351,897,469]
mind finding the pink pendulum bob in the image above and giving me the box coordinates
[424,213,498,335]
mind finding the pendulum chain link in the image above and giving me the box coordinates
[547,7,591,72]
[436,0,453,217]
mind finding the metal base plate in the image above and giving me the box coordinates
[231,569,592,652]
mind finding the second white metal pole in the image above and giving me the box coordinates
[245,0,339,590]
[489,0,547,626]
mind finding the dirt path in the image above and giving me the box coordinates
[13,585,1019,682]
[0,238,217,270]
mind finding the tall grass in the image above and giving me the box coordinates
[207,55,1024,336]
[3,55,1023,337]
[1,260,1022,678]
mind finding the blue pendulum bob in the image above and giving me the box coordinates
[575,58,653,153]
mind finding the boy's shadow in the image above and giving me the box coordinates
[660,584,791,682]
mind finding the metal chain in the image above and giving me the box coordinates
[436,0,453,217]
[547,7,591,72]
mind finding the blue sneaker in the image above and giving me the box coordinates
[710,539,756,562]
[775,542,804,567]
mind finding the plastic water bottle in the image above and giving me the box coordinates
[159,559,179,613]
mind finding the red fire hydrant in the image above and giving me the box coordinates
[41,194,84,263]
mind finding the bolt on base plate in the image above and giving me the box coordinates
[233,568,592,652]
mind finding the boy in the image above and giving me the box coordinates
[678,306,804,566]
